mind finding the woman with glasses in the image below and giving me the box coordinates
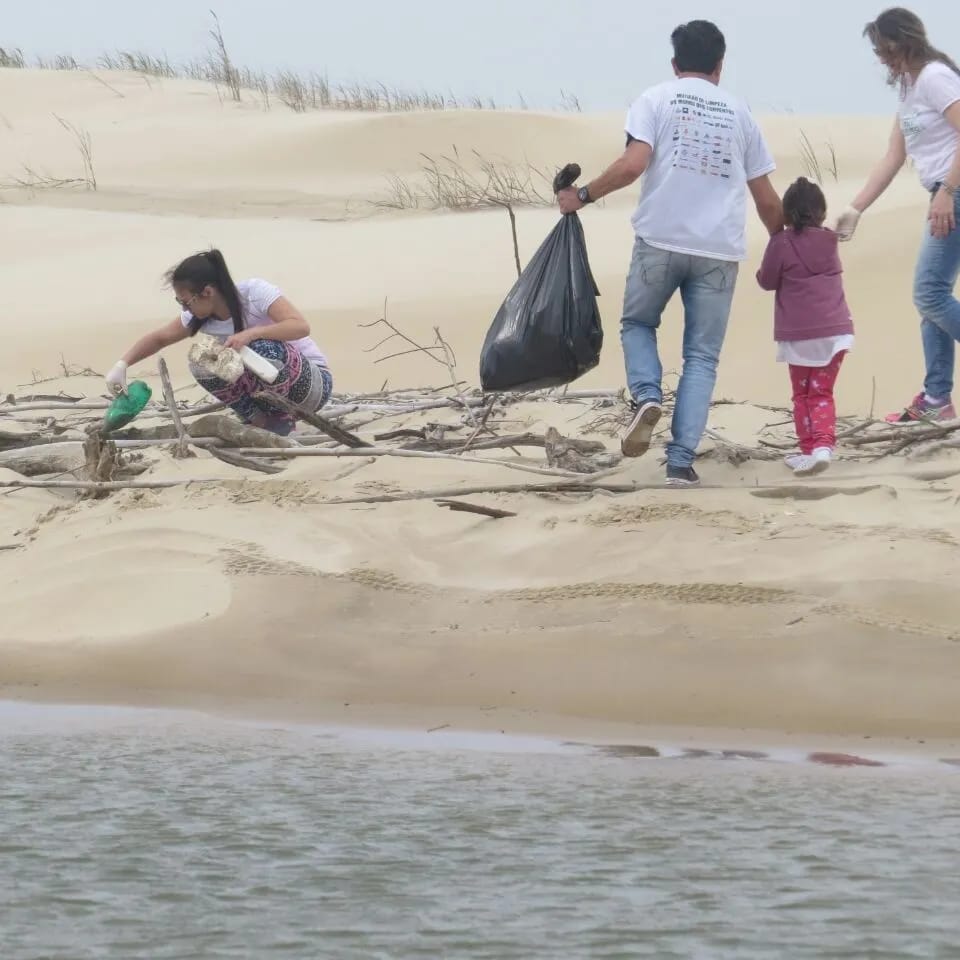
[835,7,960,424]
[105,249,332,436]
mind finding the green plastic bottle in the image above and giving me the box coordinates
[102,380,153,433]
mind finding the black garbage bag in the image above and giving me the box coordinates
[479,164,602,393]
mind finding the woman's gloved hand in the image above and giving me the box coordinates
[105,360,129,396]
[833,206,862,241]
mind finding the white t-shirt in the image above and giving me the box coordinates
[899,62,960,190]
[776,334,854,367]
[180,278,328,367]
[626,77,776,261]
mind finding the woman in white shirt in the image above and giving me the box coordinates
[106,249,333,435]
[836,8,960,424]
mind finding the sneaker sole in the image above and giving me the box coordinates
[884,416,926,426]
[885,411,957,425]
[793,460,830,477]
[621,404,662,458]
[665,476,701,489]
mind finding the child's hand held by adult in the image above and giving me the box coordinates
[833,206,861,241]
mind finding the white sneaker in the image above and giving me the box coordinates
[793,447,831,477]
[621,401,662,458]
[784,453,806,470]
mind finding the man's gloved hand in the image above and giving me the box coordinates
[105,360,128,396]
[833,206,862,241]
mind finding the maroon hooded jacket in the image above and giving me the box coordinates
[756,227,854,342]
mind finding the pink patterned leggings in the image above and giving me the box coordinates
[789,351,846,455]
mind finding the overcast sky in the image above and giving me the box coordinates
[4,0,960,113]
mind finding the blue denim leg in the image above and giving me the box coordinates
[914,193,960,399]
[920,320,954,400]
[620,238,681,406]
[667,257,739,468]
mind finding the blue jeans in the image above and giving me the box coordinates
[915,191,960,400]
[620,237,739,467]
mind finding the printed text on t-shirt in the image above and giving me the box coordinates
[670,93,734,179]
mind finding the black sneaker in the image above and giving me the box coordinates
[666,465,700,488]
[620,401,662,457]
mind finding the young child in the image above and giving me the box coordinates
[757,177,854,476]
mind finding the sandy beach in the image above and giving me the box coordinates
[2,65,959,751]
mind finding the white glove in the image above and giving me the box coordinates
[833,206,862,241]
[105,360,128,396]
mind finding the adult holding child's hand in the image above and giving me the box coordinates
[838,7,960,423]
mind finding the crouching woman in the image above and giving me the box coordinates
[106,248,332,435]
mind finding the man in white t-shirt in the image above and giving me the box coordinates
[559,20,783,487]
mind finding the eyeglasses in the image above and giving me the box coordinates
[175,292,201,310]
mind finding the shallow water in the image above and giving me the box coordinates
[2,704,959,959]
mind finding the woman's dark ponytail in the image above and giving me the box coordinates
[203,249,245,335]
[167,247,245,336]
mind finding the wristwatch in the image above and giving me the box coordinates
[577,185,594,205]
[942,181,957,196]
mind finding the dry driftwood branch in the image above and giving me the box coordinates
[432,325,476,425]
[116,437,223,450]
[81,433,121,499]
[757,437,796,452]
[253,393,371,448]
[231,444,594,479]
[157,357,191,459]
[320,389,624,424]
[0,478,220,491]
[459,395,498,453]
[173,401,228,419]
[208,447,285,475]
[360,302,449,368]
[0,397,227,419]
[836,418,878,441]
[434,499,517,519]
[0,399,111,412]
[402,431,606,454]
[187,414,293,449]
[0,429,46,450]
[846,420,960,447]
[324,480,643,505]
[374,428,431,442]
[360,302,477,424]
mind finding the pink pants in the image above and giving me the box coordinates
[789,351,845,454]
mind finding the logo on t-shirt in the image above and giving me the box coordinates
[670,93,734,179]
[900,109,923,139]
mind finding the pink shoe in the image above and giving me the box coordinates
[884,393,956,424]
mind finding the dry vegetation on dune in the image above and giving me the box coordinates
[376,148,556,276]
[798,129,839,184]
[1,12,582,115]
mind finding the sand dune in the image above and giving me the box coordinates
[2,67,958,748]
